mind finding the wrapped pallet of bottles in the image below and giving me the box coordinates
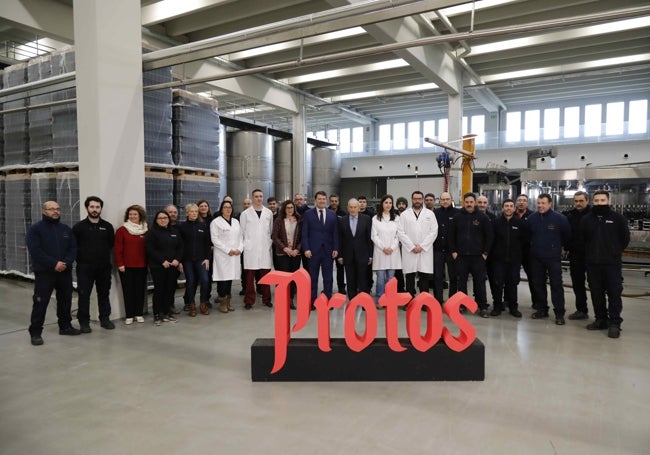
[4,174,31,275]
[172,89,220,169]
[143,45,173,166]
[2,63,28,167]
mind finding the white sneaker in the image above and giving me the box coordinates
[135,316,145,323]
[125,318,134,325]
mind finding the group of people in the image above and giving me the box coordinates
[25,187,629,346]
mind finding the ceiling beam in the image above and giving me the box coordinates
[1,0,74,43]
[141,0,237,26]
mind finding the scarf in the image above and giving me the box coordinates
[123,220,148,236]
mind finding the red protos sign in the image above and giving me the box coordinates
[259,269,478,374]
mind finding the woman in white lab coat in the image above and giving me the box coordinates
[210,200,243,313]
[371,195,401,305]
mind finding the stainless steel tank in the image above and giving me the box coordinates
[311,146,341,199]
[274,140,292,203]
[226,130,274,208]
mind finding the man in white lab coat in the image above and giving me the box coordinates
[397,191,438,299]
[239,189,274,309]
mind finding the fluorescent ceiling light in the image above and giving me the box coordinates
[226,27,366,61]
[483,53,650,82]
[332,83,439,102]
[280,59,408,85]
[439,0,518,17]
[470,16,650,56]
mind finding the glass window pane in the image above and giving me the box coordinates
[629,100,648,134]
[438,118,448,143]
[606,102,624,136]
[352,127,363,153]
[584,104,602,137]
[327,129,338,144]
[339,128,350,153]
[543,108,560,140]
[564,106,580,138]
[393,123,405,150]
[506,112,521,142]
[423,120,435,147]
[316,130,325,139]
[378,124,391,151]
[407,121,420,149]
[524,110,540,141]
[471,115,485,145]
[462,116,468,136]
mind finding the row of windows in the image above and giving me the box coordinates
[309,99,648,153]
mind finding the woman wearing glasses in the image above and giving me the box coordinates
[146,210,184,325]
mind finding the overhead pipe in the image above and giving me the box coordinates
[142,5,650,92]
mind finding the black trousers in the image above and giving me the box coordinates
[29,270,73,336]
[276,254,302,297]
[587,263,624,325]
[76,263,112,323]
[343,259,370,299]
[434,250,457,303]
[491,260,521,309]
[455,255,488,309]
[216,280,232,298]
[150,266,179,316]
[530,256,565,316]
[335,260,346,293]
[119,267,147,318]
[405,272,432,298]
[569,254,589,314]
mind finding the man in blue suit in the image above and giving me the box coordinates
[302,191,339,306]
[337,198,373,299]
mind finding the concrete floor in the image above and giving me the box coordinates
[1,269,648,455]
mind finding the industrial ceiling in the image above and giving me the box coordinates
[1,0,649,133]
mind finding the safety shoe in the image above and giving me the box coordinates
[509,308,522,318]
[31,335,44,346]
[59,326,82,336]
[100,319,115,330]
[80,322,92,333]
[555,316,565,325]
[608,325,621,339]
[531,310,549,319]
[568,311,588,320]
[490,308,501,317]
[586,319,609,330]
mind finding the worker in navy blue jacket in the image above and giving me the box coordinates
[490,199,529,318]
[580,190,630,338]
[527,193,571,325]
[302,191,339,306]
[26,201,80,345]
[448,192,494,317]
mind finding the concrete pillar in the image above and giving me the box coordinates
[73,0,146,319]
[292,99,309,198]
[448,92,463,202]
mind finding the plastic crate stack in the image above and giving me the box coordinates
[172,89,220,169]
[56,171,80,229]
[143,47,173,166]
[174,173,220,213]
[145,170,174,218]
[4,174,31,275]
[28,56,54,165]
[0,175,5,271]
[2,63,29,166]
[50,46,78,163]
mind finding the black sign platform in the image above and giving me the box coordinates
[251,338,485,382]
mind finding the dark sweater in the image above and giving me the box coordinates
[26,215,77,272]
[433,206,460,252]
[563,206,591,256]
[178,220,212,262]
[580,206,630,265]
[527,210,570,260]
[146,224,184,268]
[72,217,115,267]
[449,209,493,256]
[491,215,528,263]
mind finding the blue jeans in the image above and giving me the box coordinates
[183,260,211,304]
[375,269,395,303]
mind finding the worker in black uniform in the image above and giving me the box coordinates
[433,192,459,303]
[563,191,591,320]
[73,196,116,333]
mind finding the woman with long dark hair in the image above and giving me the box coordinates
[371,194,401,306]
[114,205,148,325]
[271,200,302,309]
[146,210,184,325]
[210,200,242,313]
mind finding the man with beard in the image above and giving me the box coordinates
[424,193,436,211]
[563,191,591,320]
[397,191,438,299]
[433,192,460,304]
[580,190,630,338]
[27,201,80,345]
[394,196,409,292]
[449,193,494,318]
[73,196,116,333]
[515,194,536,308]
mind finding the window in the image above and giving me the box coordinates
[564,106,579,138]
[339,128,350,153]
[352,127,364,153]
[393,123,405,150]
[505,112,521,142]
[407,121,420,149]
[462,116,468,136]
[327,129,338,145]
[524,110,540,141]
[584,104,602,137]
[605,102,625,136]
[629,99,648,134]
[470,115,485,145]
[315,130,325,140]
[378,124,391,151]
[423,120,435,147]
[543,108,560,140]
[438,118,448,143]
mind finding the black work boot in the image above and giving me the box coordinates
[586,319,609,330]
[608,324,621,339]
